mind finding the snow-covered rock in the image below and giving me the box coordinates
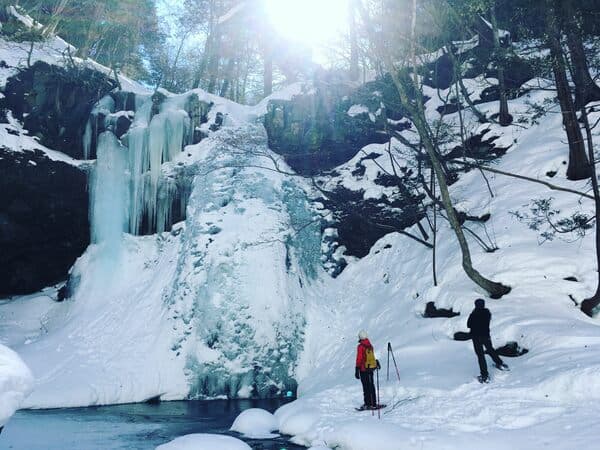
[155,434,251,450]
[230,408,279,439]
[0,344,33,428]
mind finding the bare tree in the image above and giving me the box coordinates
[357,0,510,298]
[545,1,591,181]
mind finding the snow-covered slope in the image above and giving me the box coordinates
[272,85,600,449]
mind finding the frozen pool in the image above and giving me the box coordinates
[1,399,305,449]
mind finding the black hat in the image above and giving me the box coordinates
[474,298,485,308]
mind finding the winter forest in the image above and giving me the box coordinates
[1,0,600,449]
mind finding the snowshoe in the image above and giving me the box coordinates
[371,404,386,410]
[495,363,510,371]
[477,375,489,384]
[355,404,386,411]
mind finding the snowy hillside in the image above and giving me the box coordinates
[2,5,600,450]
[275,85,600,449]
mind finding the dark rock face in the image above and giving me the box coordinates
[0,147,89,296]
[264,80,391,175]
[1,61,117,159]
[319,183,424,259]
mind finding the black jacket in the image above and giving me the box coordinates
[467,307,491,337]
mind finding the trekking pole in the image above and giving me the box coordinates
[388,342,401,382]
[376,366,381,419]
[386,342,391,382]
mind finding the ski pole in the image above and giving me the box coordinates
[386,342,391,381]
[376,367,381,419]
[388,342,401,382]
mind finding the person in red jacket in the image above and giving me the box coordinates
[355,330,380,410]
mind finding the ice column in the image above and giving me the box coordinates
[145,108,190,231]
[127,98,152,235]
[90,131,130,249]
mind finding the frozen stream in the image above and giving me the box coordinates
[1,399,304,449]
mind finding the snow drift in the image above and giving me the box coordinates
[0,344,33,428]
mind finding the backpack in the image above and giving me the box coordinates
[364,345,377,369]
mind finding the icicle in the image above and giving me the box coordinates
[147,113,166,228]
[163,110,191,162]
[127,126,148,235]
[156,177,178,233]
[90,131,129,250]
[83,119,92,160]
[88,93,191,237]
[85,95,116,160]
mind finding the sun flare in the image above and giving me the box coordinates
[263,0,349,50]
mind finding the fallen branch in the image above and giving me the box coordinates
[453,160,594,200]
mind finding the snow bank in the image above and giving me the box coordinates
[0,344,33,427]
[323,421,406,450]
[155,434,251,450]
[230,408,279,439]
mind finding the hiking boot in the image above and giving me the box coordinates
[495,363,509,371]
[477,375,489,383]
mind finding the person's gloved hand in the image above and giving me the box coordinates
[376,359,381,370]
[355,367,360,379]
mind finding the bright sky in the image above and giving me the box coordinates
[158,0,350,66]
[263,0,349,64]
[263,0,349,45]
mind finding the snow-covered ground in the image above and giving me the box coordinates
[0,344,32,429]
[2,7,600,447]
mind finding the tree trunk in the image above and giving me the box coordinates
[44,0,70,37]
[206,31,221,94]
[193,33,212,89]
[389,70,511,298]
[489,6,511,126]
[349,0,359,81]
[546,4,591,181]
[580,106,600,316]
[559,0,600,108]
[220,57,235,98]
[263,45,273,98]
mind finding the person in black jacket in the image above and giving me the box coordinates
[467,298,508,383]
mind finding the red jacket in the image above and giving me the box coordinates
[356,338,374,371]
